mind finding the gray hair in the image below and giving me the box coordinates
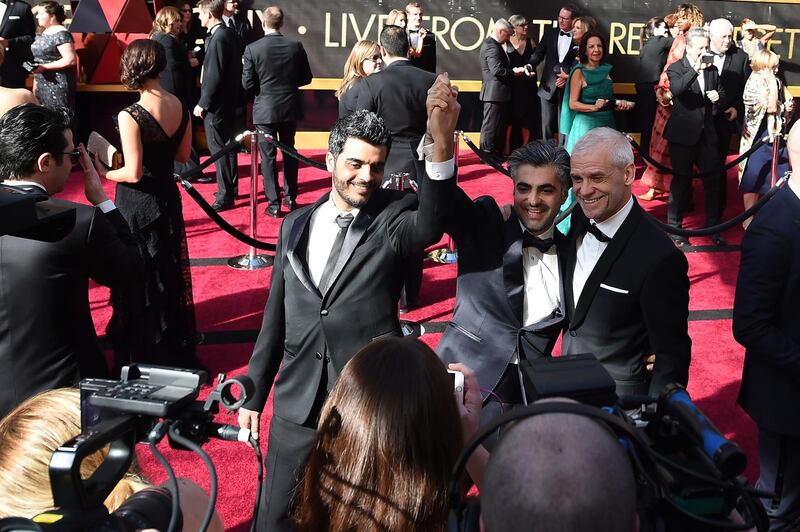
[508,15,527,28]
[495,18,513,33]
[685,27,710,47]
[709,18,733,36]
[571,127,634,169]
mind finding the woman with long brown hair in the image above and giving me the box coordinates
[639,3,704,202]
[336,39,382,118]
[295,337,484,532]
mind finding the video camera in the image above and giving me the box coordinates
[449,355,770,532]
[0,365,257,532]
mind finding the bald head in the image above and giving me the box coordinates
[789,121,800,186]
[481,401,638,532]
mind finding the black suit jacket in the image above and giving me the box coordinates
[337,78,362,118]
[409,29,436,73]
[151,32,194,108]
[479,37,513,103]
[715,44,750,135]
[436,192,567,398]
[356,60,436,176]
[0,0,35,88]
[198,23,240,113]
[0,186,144,418]
[734,185,800,437]
[563,201,691,396]
[635,36,673,84]
[528,27,576,101]
[664,57,718,146]
[242,32,313,125]
[243,169,454,424]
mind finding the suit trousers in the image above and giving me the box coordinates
[258,121,299,209]
[204,109,239,204]
[667,134,720,227]
[635,82,658,157]
[714,118,735,224]
[258,414,317,532]
[540,92,562,142]
[756,427,800,531]
[480,101,509,156]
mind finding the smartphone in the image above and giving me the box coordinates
[701,55,714,66]
[448,370,464,404]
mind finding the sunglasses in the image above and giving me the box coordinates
[64,149,81,166]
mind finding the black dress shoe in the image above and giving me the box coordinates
[670,234,690,248]
[196,175,215,184]
[710,233,727,246]
[212,200,233,212]
[265,206,281,218]
[284,198,296,211]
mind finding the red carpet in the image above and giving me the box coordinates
[54,149,757,530]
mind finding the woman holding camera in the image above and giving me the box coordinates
[30,1,76,110]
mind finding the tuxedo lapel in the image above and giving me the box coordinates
[571,204,642,328]
[286,194,328,297]
[502,215,525,326]
[0,1,15,34]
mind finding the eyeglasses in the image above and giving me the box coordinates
[558,15,572,21]
[364,55,382,63]
[63,149,81,165]
[516,22,529,27]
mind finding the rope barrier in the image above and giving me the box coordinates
[629,133,768,178]
[259,130,328,170]
[175,131,251,182]
[459,132,512,177]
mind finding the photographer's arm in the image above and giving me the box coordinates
[449,363,489,491]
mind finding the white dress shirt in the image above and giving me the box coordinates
[788,177,800,200]
[711,49,725,77]
[572,196,634,305]
[557,30,572,63]
[521,224,560,326]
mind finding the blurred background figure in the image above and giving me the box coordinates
[0,0,35,89]
[31,1,76,111]
[336,40,381,118]
[571,15,596,44]
[405,2,436,72]
[738,18,776,59]
[385,8,407,28]
[0,48,38,116]
[506,14,540,152]
[738,49,793,229]
[635,17,672,160]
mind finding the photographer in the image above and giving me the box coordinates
[0,388,223,531]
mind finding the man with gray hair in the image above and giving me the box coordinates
[563,127,691,397]
[481,400,638,532]
[478,19,527,157]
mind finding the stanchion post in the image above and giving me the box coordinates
[228,131,273,270]
[771,133,781,188]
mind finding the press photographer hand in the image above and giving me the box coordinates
[78,144,110,206]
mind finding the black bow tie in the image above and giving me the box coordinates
[522,232,555,252]
[559,30,571,37]
[408,29,420,33]
[585,222,611,243]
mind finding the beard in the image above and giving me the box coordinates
[332,170,378,209]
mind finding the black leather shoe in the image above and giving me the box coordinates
[670,234,690,248]
[196,175,215,184]
[265,206,281,218]
[710,233,727,246]
[212,200,233,212]
[284,198,296,211]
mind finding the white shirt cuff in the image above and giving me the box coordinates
[417,136,455,181]
[96,200,117,213]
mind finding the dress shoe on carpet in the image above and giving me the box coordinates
[710,233,727,246]
[265,206,281,218]
[196,175,215,184]
[670,234,690,248]
[284,198,296,211]
[212,200,233,212]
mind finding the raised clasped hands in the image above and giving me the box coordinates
[426,72,460,149]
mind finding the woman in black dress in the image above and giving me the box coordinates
[31,1,76,110]
[98,39,201,371]
[336,40,382,118]
[506,15,540,152]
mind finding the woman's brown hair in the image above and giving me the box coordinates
[295,337,463,532]
[577,31,607,65]
[151,6,182,36]
[120,39,167,90]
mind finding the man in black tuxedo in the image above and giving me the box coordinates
[733,122,800,531]
[236,77,459,532]
[663,27,722,247]
[242,6,312,218]
[0,0,35,89]
[194,0,240,212]
[406,2,435,73]
[564,127,691,397]
[707,18,750,246]
[527,4,579,142]
[222,0,257,138]
[437,141,570,435]
[0,104,143,418]
[479,19,526,158]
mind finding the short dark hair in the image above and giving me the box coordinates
[0,104,72,180]
[263,6,283,29]
[507,140,571,193]
[578,31,607,64]
[328,110,392,160]
[120,39,167,90]
[561,4,580,18]
[37,1,66,23]
[196,0,223,19]
[380,24,410,58]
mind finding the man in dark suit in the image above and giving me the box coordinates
[708,18,750,246]
[194,0,240,212]
[527,4,579,142]
[356,23,437,309]
[563,127,691,397]
[0,104,143,418]
[242,6,312,218]
[663,27,722,247]
[0,0,35,89]
[222,0,257,138]
[236,77,459,532]
[405,2,435,73]
[479,19,525,157]
[437,141,570,436]
[733,122,800,531]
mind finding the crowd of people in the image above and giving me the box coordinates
[0,1,799,531]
